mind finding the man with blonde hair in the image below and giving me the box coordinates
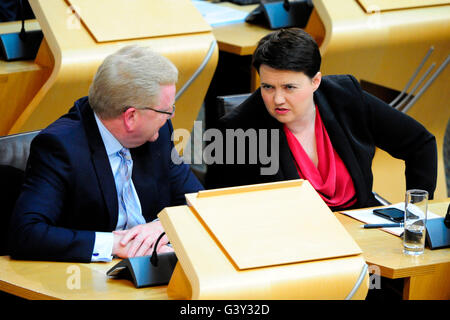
[9,45,203,262]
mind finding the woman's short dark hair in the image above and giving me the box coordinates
[252,28,321,78]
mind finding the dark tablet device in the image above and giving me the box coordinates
[373,208,404,223]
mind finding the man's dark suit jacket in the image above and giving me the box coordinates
[206,75,437,210]
[8,97,203,262]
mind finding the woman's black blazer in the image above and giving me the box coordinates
[206,74,437,210]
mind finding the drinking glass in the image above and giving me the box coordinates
[403,189,428,255]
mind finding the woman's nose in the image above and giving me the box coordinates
[273,90,285,105]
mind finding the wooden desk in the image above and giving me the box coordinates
[1,200,448,300]
[0,257,170,300]
[336,200,450,300]
[211,2,270,56]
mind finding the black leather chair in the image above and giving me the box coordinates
[215,93,251,120]
[204,94,251,188]
[0,130,39,255]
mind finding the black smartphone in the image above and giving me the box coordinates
[373,208,405,223]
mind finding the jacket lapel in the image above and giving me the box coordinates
[313,90,368,206]
[278,129,300,181]
[79,101,119,230]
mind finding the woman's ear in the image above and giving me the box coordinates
[312,72,322,92]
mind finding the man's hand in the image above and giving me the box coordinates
[112,232,133,258]
[112,221,172,258]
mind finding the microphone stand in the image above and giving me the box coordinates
[0,0,43,61]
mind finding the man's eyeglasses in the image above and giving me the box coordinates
[123,104,175,117]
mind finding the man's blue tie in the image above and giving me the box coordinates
[117,148,146,229]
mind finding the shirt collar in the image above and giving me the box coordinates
[94,112,123,156]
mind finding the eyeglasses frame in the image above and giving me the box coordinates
[123,104,175,117]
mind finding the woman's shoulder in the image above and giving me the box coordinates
[320,74,361,93]
[317,74,366,107]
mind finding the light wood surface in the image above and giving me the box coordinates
[211,2,270,56]
[67,0,211,42]
[1,0,218,154]
[213,22,271,56]
[336,201,450,278]
[185,180,361,270]
[159,204,369,300]
[336,199,450,299]
[357,0,450,12]
[0,257,170,300]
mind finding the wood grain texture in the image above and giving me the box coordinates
[0,257,170,300]
[336,199,450,300]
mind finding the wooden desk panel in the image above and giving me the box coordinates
[357,0,450,12]
[336,200,450,299]
[213,23,270,56]
[67,0,211,42]
[0,257,169,300]
[336,201,450,279]
[211,2,270,56]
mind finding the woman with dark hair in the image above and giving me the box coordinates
[206,28,437,210]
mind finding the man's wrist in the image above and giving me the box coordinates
[92,232,114,262]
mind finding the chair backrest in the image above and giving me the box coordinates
[0,130,40,171]
[0,130,39,255]
[216,93,251,119]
